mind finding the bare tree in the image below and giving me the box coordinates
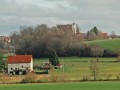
[90,60,99,81]
[111,31,116,38]
[90,44,103,62]
[10,24,84,57]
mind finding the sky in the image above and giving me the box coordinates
[0,0,120,36]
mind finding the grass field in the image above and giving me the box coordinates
[0,81,120,90]
[1,57,120,83]
[34,57,120,80]
[86,38,120,51]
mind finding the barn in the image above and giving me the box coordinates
[7,55,33,75]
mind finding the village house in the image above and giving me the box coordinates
[7,55,33,75]
[0,36,11,44]
[101,32,108,39]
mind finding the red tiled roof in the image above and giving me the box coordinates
[8,55,32,64]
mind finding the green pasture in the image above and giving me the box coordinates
[86,38,120,51]
[34,57,120,80]
[0,81,120,90]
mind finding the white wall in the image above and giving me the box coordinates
[8,62,33,74]
[72,23,77,34]
[30,58,33,71]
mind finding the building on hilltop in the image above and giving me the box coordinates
[56,23,80,34]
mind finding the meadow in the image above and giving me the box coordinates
[0,81,120,90]
[1,56,120,84]
[1,39,120,90]
[34,57,120,81]
[86,38,120,51]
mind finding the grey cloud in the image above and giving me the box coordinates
[0,0,120,35]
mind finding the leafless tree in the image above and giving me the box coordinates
[90,44,103,62]
[10,24,83,57]
[90,60,99,81]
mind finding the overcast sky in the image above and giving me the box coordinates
[0,0,120,36]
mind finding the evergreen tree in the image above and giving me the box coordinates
[93,27,99,35]
[49,49,59,66]
[87,26,102,40]
[0,53,5,73]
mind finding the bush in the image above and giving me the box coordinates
[116,74,120,80]
[105,73,112,81]
[79,44,91,57]
[90,60,99,81]
[0,73,8,84]
[49,67,58,82]
[49,67,66,82]
[117,56,120,62]
[103,49,117,57]
[21,72,37,83]
[82,75,90,81]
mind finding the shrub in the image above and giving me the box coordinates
[0,73,8,84]
[105,73,112,81]
[49,67,58,82]
[116,74,120,80]
[82,75,90,81]
[103,49,117,57]
[21,72,37,83]
[90,60,99,81]
[79,44,91,57]
[117,56,120,62]
[49,67,67,82]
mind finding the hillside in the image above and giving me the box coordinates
[85,38,120,51]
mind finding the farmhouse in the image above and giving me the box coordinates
[7,55,33,75]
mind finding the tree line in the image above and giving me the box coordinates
[10,24,118,58]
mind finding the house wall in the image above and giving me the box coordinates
[8,62,33,74]
[72,23,77,34]
[57,23,79,34]
[31,58,33,70]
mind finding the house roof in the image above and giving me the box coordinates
[8,55,32,64]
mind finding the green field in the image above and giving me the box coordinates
[0,81,120,90]
[34,57,120,80]
[1,56,120,84]
[86,38,120,51]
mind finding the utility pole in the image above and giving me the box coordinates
[62,59,64,75]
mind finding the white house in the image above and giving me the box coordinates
[7,55,33,75]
